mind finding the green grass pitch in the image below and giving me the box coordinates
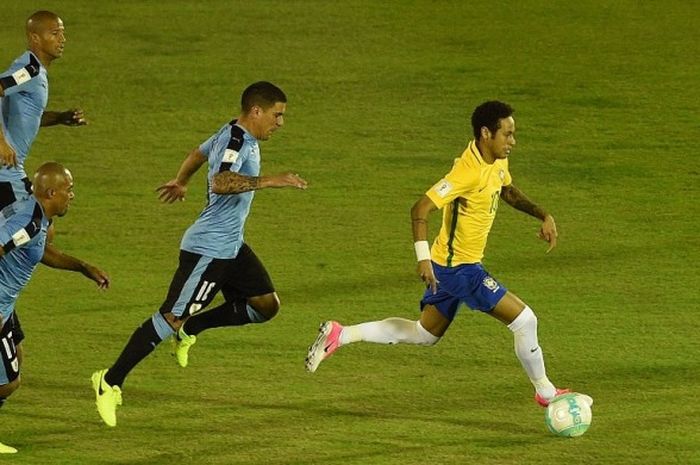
[2,1,698,463]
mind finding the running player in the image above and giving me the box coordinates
[92,81,307,427]
[306,100,592,409]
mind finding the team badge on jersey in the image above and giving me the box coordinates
[12,68,32,85]
[11,229,31,247]
[434,179,453,198]
[223,149,239,164]
[482,276,500,292]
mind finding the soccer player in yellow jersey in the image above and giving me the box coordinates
[306,101,592,408]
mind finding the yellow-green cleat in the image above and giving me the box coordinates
[171,327,197,368]
[91,369,122,427]
[0,441,17,454]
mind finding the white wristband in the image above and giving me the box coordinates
[414,241,431,262]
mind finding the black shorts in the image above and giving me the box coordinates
[0,177,33,209]
[0,314,20,385]
[7,313,24,346]
[159,243,275,319]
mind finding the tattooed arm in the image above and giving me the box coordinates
[211,171,307,194]
[500,184,548,220]
[501,184,558,252]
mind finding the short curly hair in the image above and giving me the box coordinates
[471,101,514,139]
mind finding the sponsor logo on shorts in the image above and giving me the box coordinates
[482,276,500,292]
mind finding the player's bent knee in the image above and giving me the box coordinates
[261,299,280,319]
[416,321,441,346]
[0,377,21,398]
[519,306,537,328]
[507,306,537,333]
[249,293,280,322]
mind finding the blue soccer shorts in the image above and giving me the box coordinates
[420,262,507,321]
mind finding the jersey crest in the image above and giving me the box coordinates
[218,123,246,173]
[0,53,41,91]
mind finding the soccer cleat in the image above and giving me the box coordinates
[305,321,343,373]
[0,441,17,454]
[535,388,570,407]
[171,326,197,368]
[91,369,122,427]
[535,388,594,408]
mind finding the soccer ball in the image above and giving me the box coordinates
[545,393,592,437]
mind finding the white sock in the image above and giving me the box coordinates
[507,306,556,399]
[340,318,439,346]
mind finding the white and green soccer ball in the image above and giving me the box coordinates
[545,393,592,437]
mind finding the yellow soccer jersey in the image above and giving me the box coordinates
[425,140,512,266]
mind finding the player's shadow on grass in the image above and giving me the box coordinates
[21,373,536,435]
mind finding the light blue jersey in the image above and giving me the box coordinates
[0,51,48,189]
[181,120,260,259]
[0,197,49,324]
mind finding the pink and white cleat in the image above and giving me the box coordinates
[535,388,571,407]
[305,321,343,373]
[535,388,593,408]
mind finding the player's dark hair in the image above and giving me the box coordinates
[241,81,286,113]
[471,101,514,139]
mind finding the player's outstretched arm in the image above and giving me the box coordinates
[500,184,558,252]
[211,171,307,195]
[156,148,207,203]
[41,109,87,127]
[41,242,110,289]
